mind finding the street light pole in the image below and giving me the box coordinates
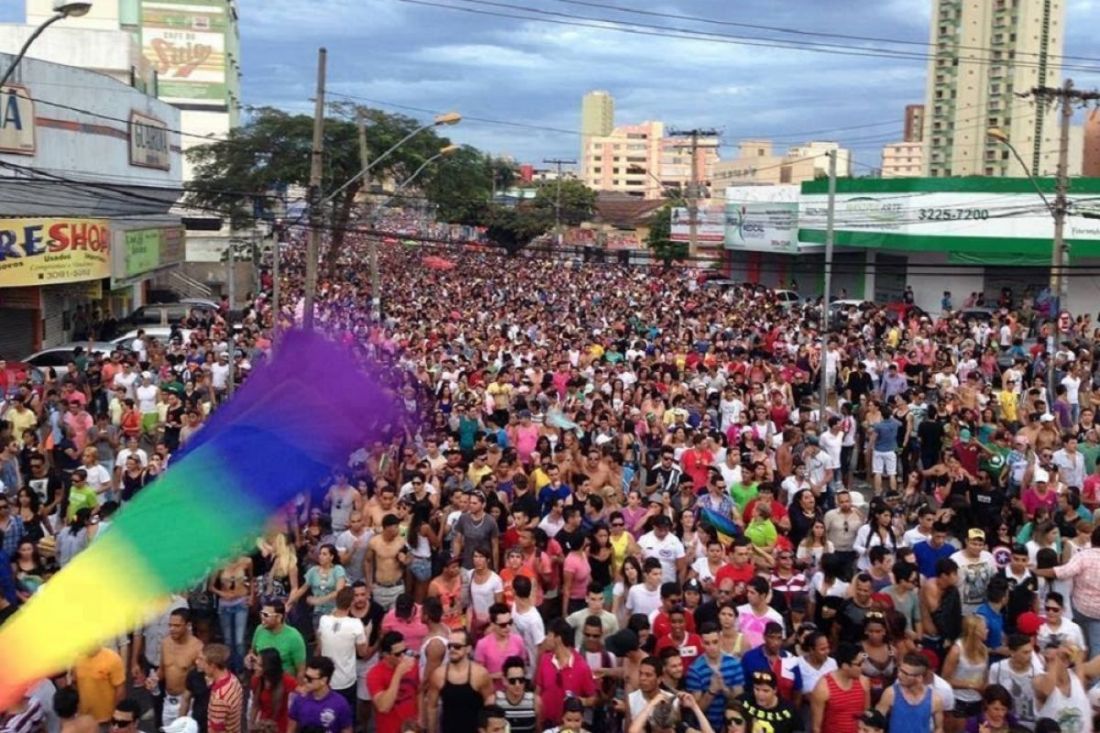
[819,149,837,427]
[303,47,326,332]
[0,2,92,89]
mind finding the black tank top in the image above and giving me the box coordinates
[440,661,484,732]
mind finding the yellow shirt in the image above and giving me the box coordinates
[467,463,493,487]
[74,648,125,723]
[5,407,37,444]
[998,390,1018,422]
[532,467,551,491]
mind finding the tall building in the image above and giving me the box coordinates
[711,140,852,193]
[1084,110,1100,177]
[923,0,1063,177]
[581,121,719,199]
[580,90,614,177]
[904,104,925,142]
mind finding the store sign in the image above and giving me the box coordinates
[670,206,726,243]
[122,226,186,277]
[0,218,110,287]
[0,84,36,156]
[130,111,171,170]
[125,229,161,276]
[141,3,229,105]
[724,185,801,253]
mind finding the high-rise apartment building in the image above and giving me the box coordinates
[904,105,925,142]
[581,121,719,199]
[923,0,1063,177]
[580,90,614,177]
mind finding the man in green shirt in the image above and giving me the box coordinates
[248,600,306,677]
[66,469,99,521]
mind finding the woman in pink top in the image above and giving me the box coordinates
[561,533,592,616]
[510,411,541,464]
[473,602,529,689]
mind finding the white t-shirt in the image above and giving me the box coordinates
[1037,620,1087,651]
[136,384,159,414]
[512,603,546,669]
[818,431,843,470]
[335,528,372,583]
[691,556,721,585]
[113,371,137,399]
[469,571,504,618]
[317,613,366,691]
[795,656,837,694]
[1063,374,1082,405]
[116,447,148,468]
[85,464,112,496]
[211,362,230,390]
[625,584,662,617]
[637,531,686,583]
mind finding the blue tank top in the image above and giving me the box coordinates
[888,681,932,733]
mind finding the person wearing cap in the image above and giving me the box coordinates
[1021,467,1057,520]
[949,528,996,615]
[740,669,800,733]
[875,650,944,733]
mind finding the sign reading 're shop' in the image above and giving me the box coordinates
[0,219,111,287]
[129,111,171,170]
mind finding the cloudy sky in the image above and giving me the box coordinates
[6,0,1100,169]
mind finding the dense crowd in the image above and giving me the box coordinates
[4,222,1100,733]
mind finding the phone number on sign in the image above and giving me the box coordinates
[39,268,93,280]
[918,208,990,221]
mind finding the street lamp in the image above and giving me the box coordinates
[0,1,93,89]
[323,111,461,206]
[987,126,1066,405]
[367,144,458,318]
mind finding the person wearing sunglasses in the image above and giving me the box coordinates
[365,632,419,733]
[493,656,537,733]
[106,699,141,733]
[741,670,800,733]
[424,628,495,733]
[720,700,748,733]
[288,656,353,733]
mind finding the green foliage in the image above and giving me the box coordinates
[647,205,688,263]
[530,179,597,226]
[483,204,553,255]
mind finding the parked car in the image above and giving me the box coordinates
[127,301,217,327]
[21,341,118,377]
[112,327,195,350]
[956,307,996,323]
[772,289,802,308]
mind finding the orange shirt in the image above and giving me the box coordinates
[73,648,125,723]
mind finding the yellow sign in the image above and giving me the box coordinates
[0,218,110,287]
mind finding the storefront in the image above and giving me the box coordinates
[0,53,183,354]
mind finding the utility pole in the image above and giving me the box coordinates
[227,242,236,395]
[1026,79,1100,400]
[669,128,719,258]
[303,47,327,331]
[271,221,281,345]
[819,149,837,427]
[359,112,381,320]
[542,158,575,247]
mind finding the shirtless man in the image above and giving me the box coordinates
[366,486,398,530]
[325,471,363,534]
[365,514,409,611]
[54,688,98,733]
[919,557,962,663]
[154,608,203,728]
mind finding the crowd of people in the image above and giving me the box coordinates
[4,225,1100,733]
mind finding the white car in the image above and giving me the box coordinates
[773,289,802,307]
[21,341,118,377]
[112,328,195,350]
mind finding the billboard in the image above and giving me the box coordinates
[724,185,800,253]
[671,206,725,243]
[0,219,110,287]
[141,1,229,104]
[799,190,1100,253]
[130,111,171,170]
[118,226,186,280]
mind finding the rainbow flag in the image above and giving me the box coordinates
[0,331,396,708]
[700,507,742,547]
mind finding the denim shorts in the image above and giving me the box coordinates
[410,556,432,582]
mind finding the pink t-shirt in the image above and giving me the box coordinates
[381,609,428,654]
[1022,486,1058,519]
[564,552,592,600]
[473,632,529,689]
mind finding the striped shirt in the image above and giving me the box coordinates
[685,653,745,729]
[207,672,243,733]
[494,690,537,733]
[0,698,44,733]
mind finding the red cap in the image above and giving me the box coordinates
[919,648,940,670]
[1017,611,1043,636]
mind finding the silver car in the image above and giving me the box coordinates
[21,341,118,377]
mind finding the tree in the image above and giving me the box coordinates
[422,145,493,225]
[531,179,597,227]
[185,104,449,274]
[647,205,688,264]
[483,204,552,255]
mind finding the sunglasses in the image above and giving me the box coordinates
[448,643,467,650]
[496,620,513,627]
[111,720,135,728]
[725,717,745,727]
[304,674,322,682]
[506,677,526,684]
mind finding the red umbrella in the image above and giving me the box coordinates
[422,255,456,271]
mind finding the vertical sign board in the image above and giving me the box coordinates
[141,1,228,105]
[0,84,36,156]
[130,111,171,170]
